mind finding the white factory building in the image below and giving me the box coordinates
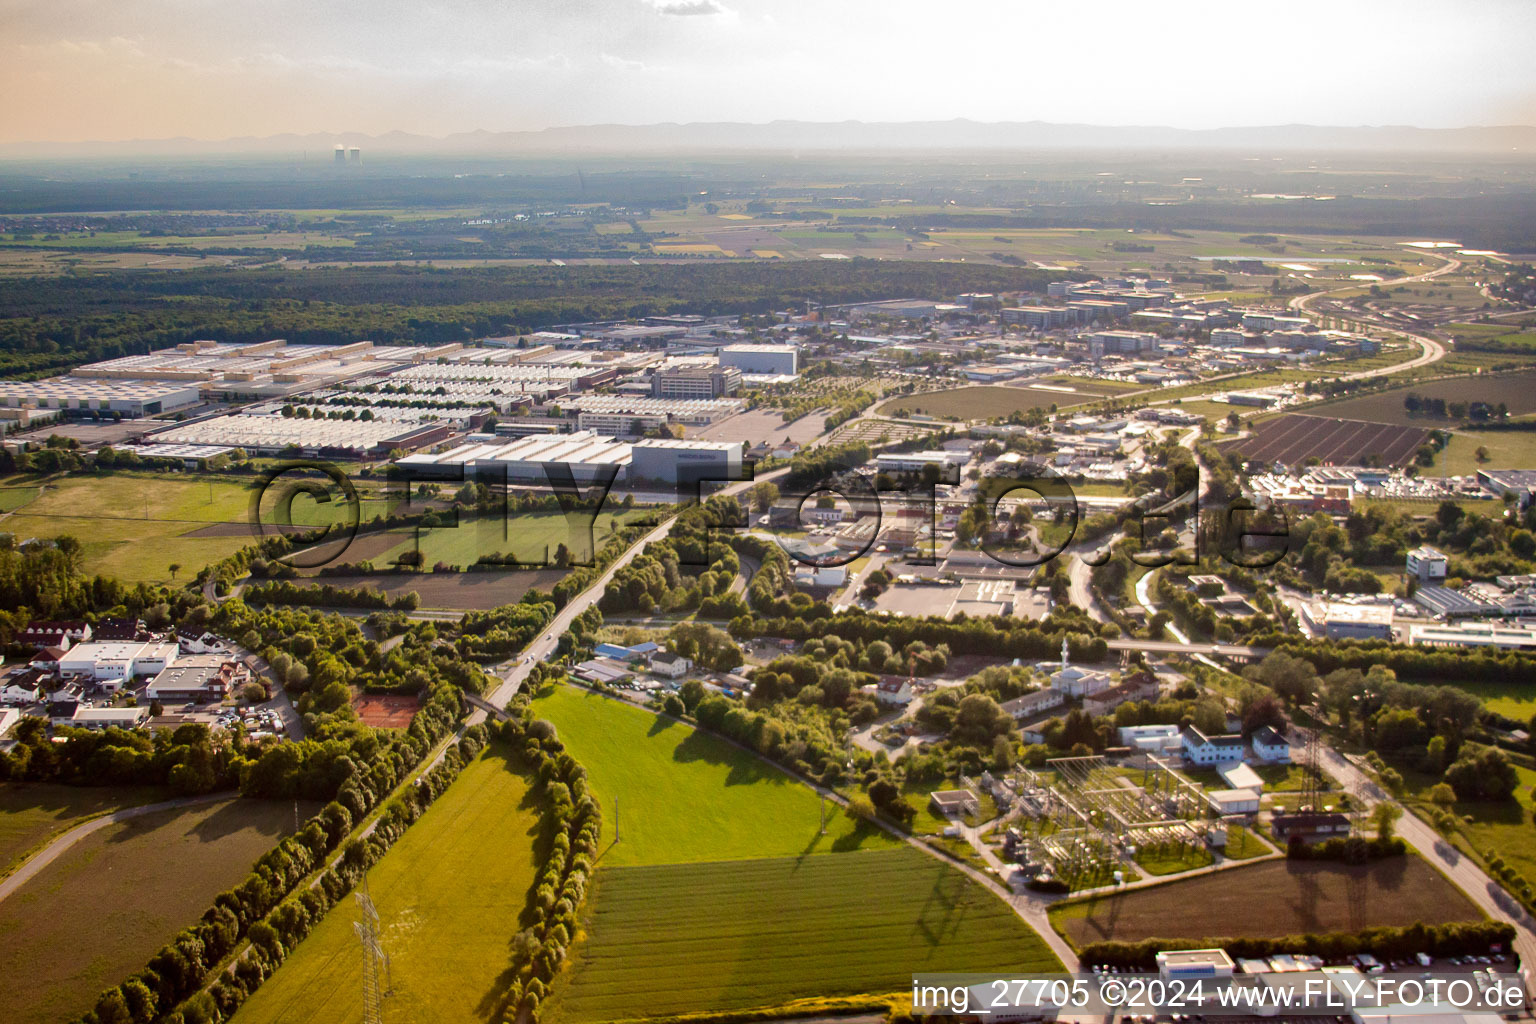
[874,450,971,475]
[719,344,799,376]
[394,431,743,487]
[58,641,179,682]
[0,378,202,419]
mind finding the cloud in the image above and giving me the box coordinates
[650,0,726,15]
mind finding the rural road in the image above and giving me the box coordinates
[1311,735,1536,977]
[0,790,232,905]
[477,464,795,718]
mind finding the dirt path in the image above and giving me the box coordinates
[0,790,232,905]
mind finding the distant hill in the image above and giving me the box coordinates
[4,119,1536,158]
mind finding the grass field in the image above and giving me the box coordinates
[1406,763,1536,897]
[1050,856,1481,948]
[1430,430,1536,477]
[533,685,899,865]
[876,384,1103,421]
[374,509,649,569]
[0,783,172,878]
[0,472,395,582]
[230,747,545,1024]
[0,797,310,1024]
[1439,680,1536,719]
[1133,845,1214,876]
[543,848,1061,1023]
[1312,369,1536,427]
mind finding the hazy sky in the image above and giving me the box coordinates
[3,0,1534,142]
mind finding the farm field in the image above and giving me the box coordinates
[0,796,310,1024]
[1429,430,1536,477]
[1223,414,1429,467]
[533,685,898,865]
[543,848,1061,1024]
[0,471,397,582]
[230,747,545,1024]
[1050,856,1481,948]
[0,783,171,878]
[1311,369,1536,425]
[877,384,1105,420]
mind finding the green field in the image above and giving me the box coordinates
[0,797,308,1024]
[0,472,396,582]
[544,848,1061,1023]
[1409,763,1536,895]
[231,747,545,1024]
[1430,430,1536,477]
[0,783,172,878]
[1440,680,1536,719]
[534,685,898,865]
[377,509,648,569]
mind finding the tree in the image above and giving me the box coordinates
[747,481,781,513]
[1369,802,1403,841]
[1475,446,1491,464]
[168,563,182,581]
[1427,782,1457,806]
[1445,746,1519,802]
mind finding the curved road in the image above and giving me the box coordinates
[0,791,232,905]
[1289,252,1458,380]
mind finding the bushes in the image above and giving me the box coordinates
[1080,920,1518,969]
[1286,835,1406,861]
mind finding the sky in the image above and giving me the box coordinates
[2,0,1535,143]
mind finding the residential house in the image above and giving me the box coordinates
[29,646,66,672]
[1181,724,1246,765]
[47,699,80,727]
[1001,688,1065,720]
[1251,725,1292,763]
[0,668,45,705]
[18,620,91,650]
[875,678,914,705]
[649,652,693,679]
[92,617,148,642]
[1082,670,1160,717]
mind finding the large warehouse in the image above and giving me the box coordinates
[630,439,744,487]
[0,378,202,418]
[393,431,744,487]
[720,344,799,376]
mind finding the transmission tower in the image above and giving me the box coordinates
[1298,729,1326,815]
[354,889,393,1024]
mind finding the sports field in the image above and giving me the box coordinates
[544,848,1062,1023]
[0,796,310,1024]
[1050,856,1481,948]
[0,783,171,877]
[533,685,898,865]
[230,747,547,1024]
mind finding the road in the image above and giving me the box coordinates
[1289,253,1458,380]
[0,791,232,905]
[476,464,795,717]
[1311,735,1536,977]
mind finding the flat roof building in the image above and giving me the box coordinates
[720,344,799,376]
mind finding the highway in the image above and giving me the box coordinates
[1289,252,1459,380]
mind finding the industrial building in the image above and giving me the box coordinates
[874,450,970,475]
[0,377,202,419]
[1300,601,1393,641]
[720,344,799,376]
[396,431,633,484]
[652,363,742,400]
[151,415,451,457]
[570,395,744,427]
[629,439,745,487]
[1406,545,1448,582]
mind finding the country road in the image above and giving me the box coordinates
[1312,735,1536,978]
[0,791,232,905]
